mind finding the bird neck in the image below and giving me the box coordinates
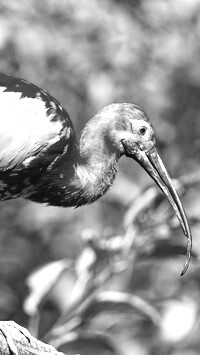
[53,118,119,207]
[73,153,118,206]
[30,115,120,207]
[67,133,119,207]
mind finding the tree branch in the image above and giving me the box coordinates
[0,322,66,355]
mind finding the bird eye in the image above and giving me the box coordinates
[139,126,147,135]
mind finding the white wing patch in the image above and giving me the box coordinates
[0,89,63,169]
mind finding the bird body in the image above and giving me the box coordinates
[0,73,192,275]
[0,74,147,207]
[0,74,130,206]
[0,74,74,203]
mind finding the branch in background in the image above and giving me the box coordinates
[124,169,200,229]
[22,170,200,351]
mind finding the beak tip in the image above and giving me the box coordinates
[180,248,191,277]
[180,266,189,277]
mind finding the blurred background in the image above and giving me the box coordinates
[1,0,200,354]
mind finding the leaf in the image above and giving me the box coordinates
[24,259,72,316]
[160,298,197,343]
[54,330,121,355]
[81,291,161,326]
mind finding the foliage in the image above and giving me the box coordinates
[0,0,200,354]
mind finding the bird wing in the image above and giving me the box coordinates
[0,73,74,171]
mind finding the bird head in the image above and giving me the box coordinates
[101,103,192,275]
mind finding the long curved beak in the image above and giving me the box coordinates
[133,147,192,276]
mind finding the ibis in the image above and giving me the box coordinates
[0,72,192,353]
[0,73,192,275]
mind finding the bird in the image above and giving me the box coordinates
[0,73,192,353]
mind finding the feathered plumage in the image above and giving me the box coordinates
[0,73,191,275]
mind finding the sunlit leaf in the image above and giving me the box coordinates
[24,259,72,316]
[81,291,161,326]
[160,297,197,343]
